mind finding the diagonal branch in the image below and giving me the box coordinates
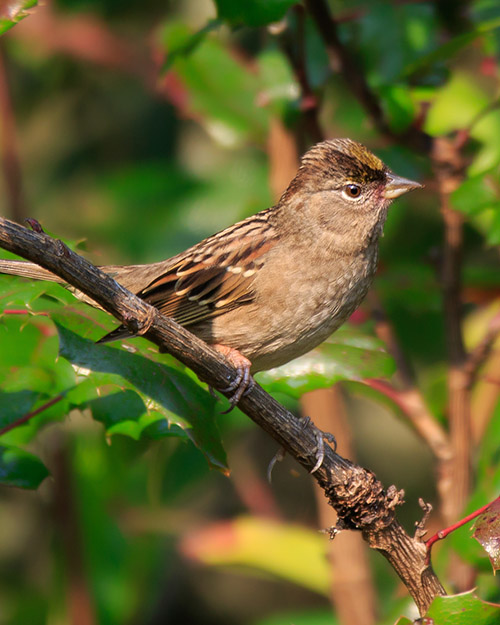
[0,216,446,613]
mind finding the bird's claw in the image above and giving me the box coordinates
[267,447,286,483]
[213,344,254,413]
[219,366,254,413]
[301,416,336,473]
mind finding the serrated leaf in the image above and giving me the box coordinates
[473,497,500,572]
[214,0,295,27]
[0,444,49,489]
[54,322,227,471]
[426,591,500,624]
[257,326,395,399]
[88,389,168,441]
[0,278,60,309]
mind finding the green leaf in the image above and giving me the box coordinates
[377,85,416,133]
[180,516,330,595]
[54,322,228,471]
[403,17,500,78]
[88,389,169,442]
[0,444,49,489]
[257,326,395,399]
[162,19,221,70]
[451,171,499,215]
[426,591,500,624]
[358,2,438,85]
[0,0,37,36]
[0,389,41,431]
[425,72,491,136]
[451,171,500,245]
[214,0,295,27]
[257,49,300,115]
[160,21,268,145]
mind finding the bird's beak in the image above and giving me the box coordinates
[383,172,422,199]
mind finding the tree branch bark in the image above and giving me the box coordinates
[0,216,446,614]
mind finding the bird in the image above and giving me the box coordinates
[0,139,421,407]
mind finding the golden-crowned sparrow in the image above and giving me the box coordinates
[0,139,421,403]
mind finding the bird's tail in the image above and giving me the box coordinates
[0,259,143,344]
[0,259,62,282]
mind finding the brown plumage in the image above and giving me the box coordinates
[0,139,421,403]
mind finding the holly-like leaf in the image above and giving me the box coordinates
[473,497,500,572]
[257,325,395,399]
[54,322,228,471]
[426,591,500,624]
[88,389,172,442]
[0,444,49,489]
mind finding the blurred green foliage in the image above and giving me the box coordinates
[0,0,500,623]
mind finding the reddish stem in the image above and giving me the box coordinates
[0,394,65,436]
[3,309,49,316]
[425,498,499,564]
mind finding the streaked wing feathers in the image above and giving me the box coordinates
[137,210,276,327]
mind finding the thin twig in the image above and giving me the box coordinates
[425,496,499,563]
[0,394,65,436]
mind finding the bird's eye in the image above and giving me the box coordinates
[344,184,361,199]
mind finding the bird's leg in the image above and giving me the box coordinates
[301,416,337,473]
[213,344,254,411]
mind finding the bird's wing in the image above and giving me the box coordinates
[138,209,277,326]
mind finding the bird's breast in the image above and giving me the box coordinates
[215,245,379,372]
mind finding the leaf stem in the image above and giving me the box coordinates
[425,497,499,564]
[0,394,65,436]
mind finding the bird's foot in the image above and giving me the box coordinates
[301,416,337,473]
[267,447,286,483]
[214,344,254,412]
